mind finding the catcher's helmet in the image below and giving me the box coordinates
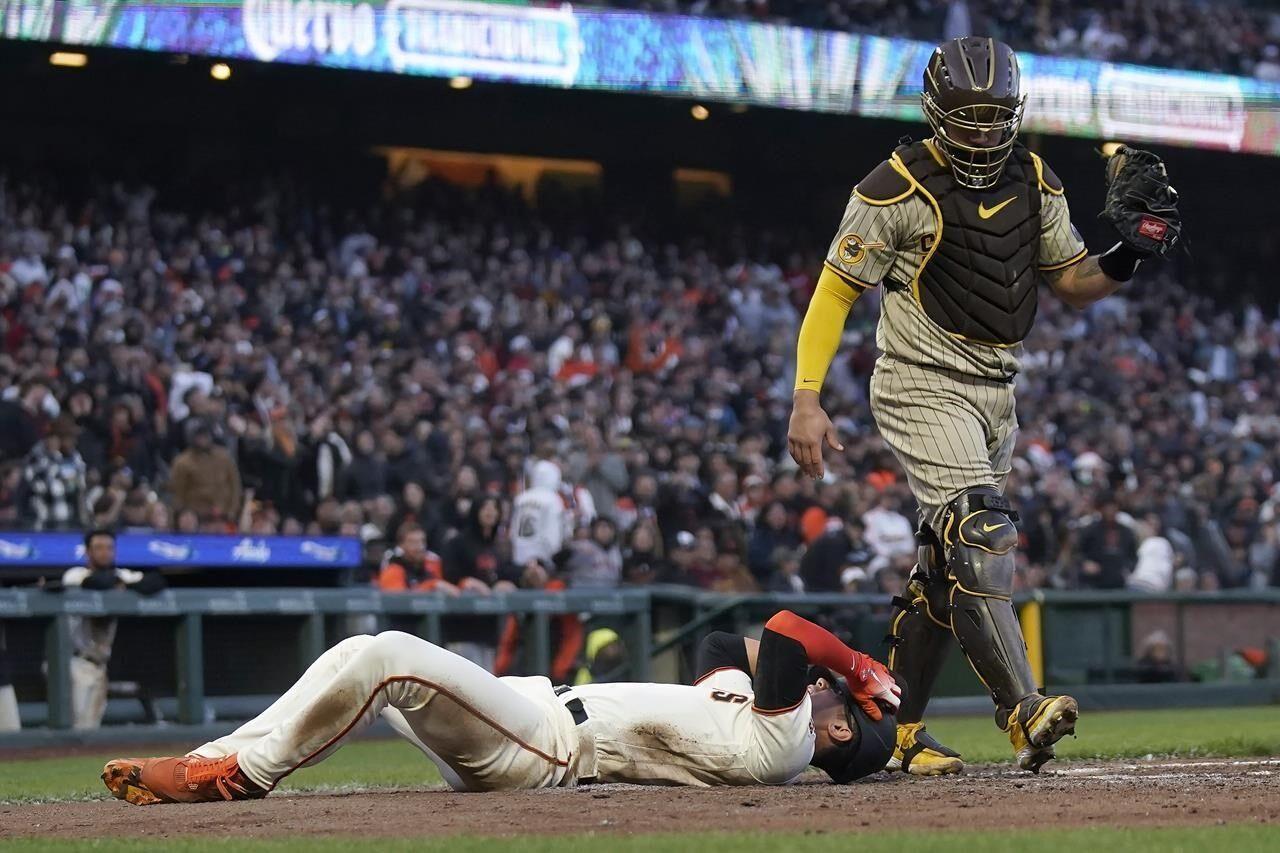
[922,37,1025,189]
[806,665,896,783]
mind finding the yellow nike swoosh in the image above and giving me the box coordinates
[978,197,1017,219]
[981,522,1007,532]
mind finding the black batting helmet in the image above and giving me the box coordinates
[806,665,896,783]
[922,37,1026,189]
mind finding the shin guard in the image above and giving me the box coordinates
[942,488,1038,716]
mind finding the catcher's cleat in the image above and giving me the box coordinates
[1003,694,1078,773]
[103,754,266,805]
[886,722,964,776]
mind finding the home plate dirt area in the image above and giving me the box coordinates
[3,759,1277,840]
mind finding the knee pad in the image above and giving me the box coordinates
[942,487,1020,598]
[894,569,951,631]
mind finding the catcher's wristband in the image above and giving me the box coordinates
[1097,242,1144,283]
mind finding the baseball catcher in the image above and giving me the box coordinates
[787,37,1181,775]
[101,611,899,803]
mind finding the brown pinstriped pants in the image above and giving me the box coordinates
[870,355,1017,532]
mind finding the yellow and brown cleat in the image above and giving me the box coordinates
[886,722,965,776]
[1003,695,1079,773]
[103,754,267,805]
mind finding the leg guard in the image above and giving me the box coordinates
[886,524,954,723]
[942,487,1039,718]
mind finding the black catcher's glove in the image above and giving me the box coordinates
[1099,145,1182,259]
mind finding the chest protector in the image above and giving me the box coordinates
[896,141,1042,346]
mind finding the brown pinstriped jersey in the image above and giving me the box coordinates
[824,143,1087,380]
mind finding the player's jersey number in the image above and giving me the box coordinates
[709,689,749,704]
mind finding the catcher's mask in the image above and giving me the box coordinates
[922,37,1025,190]
[806,665,896,783]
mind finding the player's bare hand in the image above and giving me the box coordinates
[845,654,902,722]
[788,390,843,479]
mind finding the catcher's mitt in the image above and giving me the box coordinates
[1099,145,1182,258]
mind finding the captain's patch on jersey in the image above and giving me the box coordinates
[837,233,885,266]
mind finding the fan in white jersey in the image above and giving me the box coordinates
[101,611,900,804]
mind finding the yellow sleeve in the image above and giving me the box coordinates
[794,266,863,393]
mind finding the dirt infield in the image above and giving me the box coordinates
[2,758,1277,839]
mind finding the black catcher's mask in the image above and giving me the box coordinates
[922,37,1026,189]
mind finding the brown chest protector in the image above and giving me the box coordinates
[896,141,1042,346]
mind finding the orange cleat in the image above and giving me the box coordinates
[102,754,267,805]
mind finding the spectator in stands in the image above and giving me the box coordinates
[801,516,873,593]
[376,522,454,594]
[572,628,628,685]
[169,421,241,525]
[621,521,669,585]
[1,159,1280,596]
[711,547,758,593]
[441,496,512,594]
[342,431,388,502]
[59,529,166,729]
[656,449,709,545]
[861,490,915,574]
[66,388,106,475]
[766,546,807,593]
[616,469,660,532]
[747,501,802,582]
[389,481,443,549]
[1134,629,1188,683]
[236,414,306,523]
[565,424,629,522]
[0,381,47,463]
[511,459,572,567]
[658,530,700,586]
[565,518,624,589]
[0,463,21,525]
[306,414,352,506]
[22,416,87,531]
[1076,497,1139,589]
[1128,513,1176,592]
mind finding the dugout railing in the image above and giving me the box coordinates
[0,587,1277,731]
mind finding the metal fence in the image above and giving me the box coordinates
[1,586,1277,730]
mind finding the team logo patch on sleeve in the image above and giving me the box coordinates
[837,233,885,266]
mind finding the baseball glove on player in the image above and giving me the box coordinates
[1099,145,1182,258]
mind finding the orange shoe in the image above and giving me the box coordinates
[102,754,267,805]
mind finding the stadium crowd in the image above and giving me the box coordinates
[0,167,1278,607]
[604,0,1280,79]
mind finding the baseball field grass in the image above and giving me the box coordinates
[2,704,1278,803]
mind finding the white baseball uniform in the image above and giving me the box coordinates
[190,630,816,792]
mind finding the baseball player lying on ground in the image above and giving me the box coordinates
[102,610,900,804]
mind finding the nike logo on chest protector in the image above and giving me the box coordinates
[978,197,1017,219]
[898,141,1044,347]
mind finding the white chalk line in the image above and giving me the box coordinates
[1053,759,1280,776]
[1050,771,1274,783]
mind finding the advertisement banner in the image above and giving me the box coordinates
[0,532,361,568]
[2,0,1277,155]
